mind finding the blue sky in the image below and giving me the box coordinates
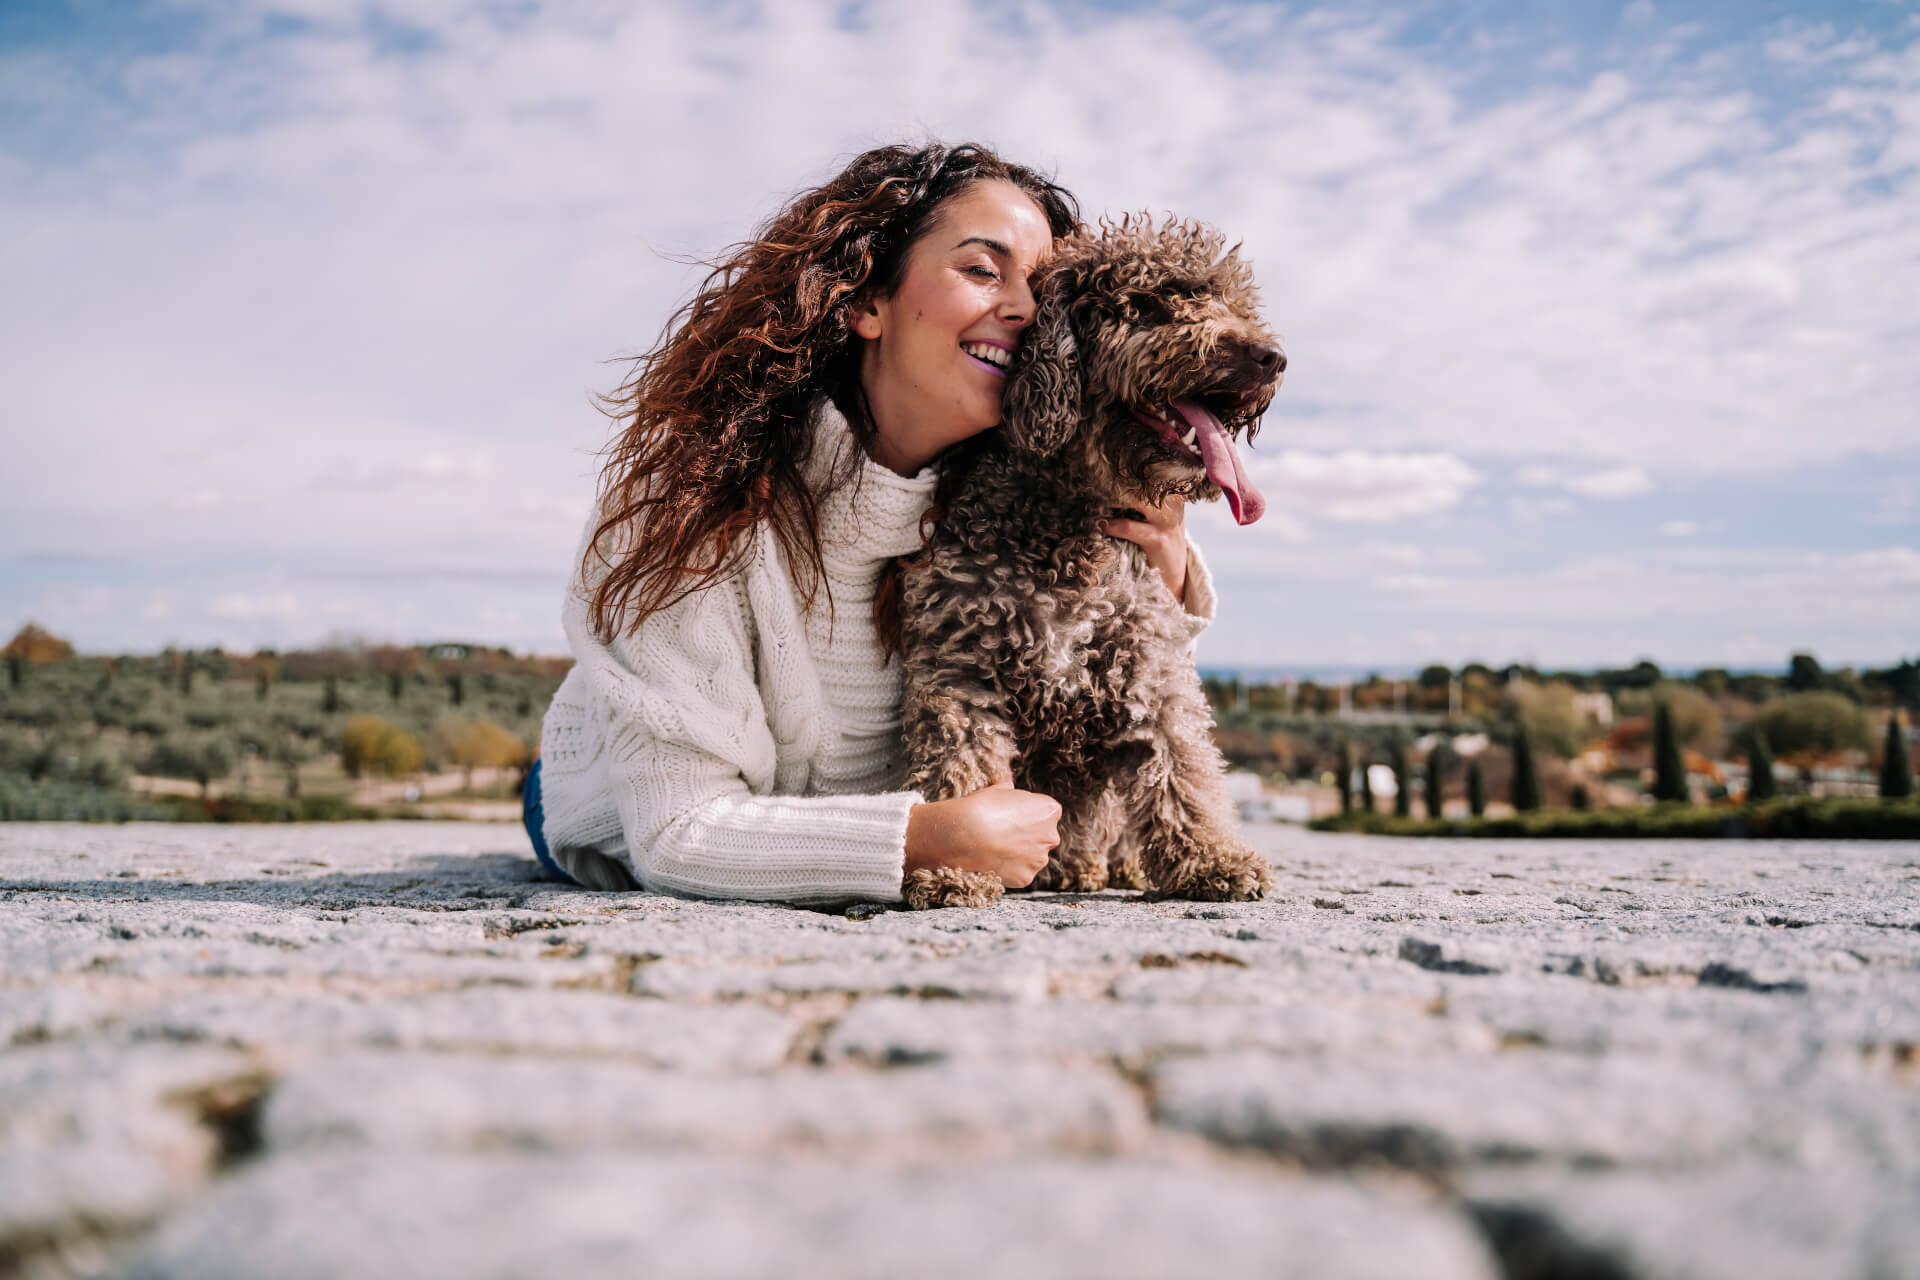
[1,0,1915,671]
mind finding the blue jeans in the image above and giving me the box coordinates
[521,759,579,884]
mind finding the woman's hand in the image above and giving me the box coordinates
[1102,494,1188,604]
[905,780,1060,887]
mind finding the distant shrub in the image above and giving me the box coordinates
[0,775,175,822]
[340,715,423,779]
[1744,692,1870,762]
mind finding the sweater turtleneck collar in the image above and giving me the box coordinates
[805,397,939,563]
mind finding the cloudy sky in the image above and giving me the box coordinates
[2,0,1915,673]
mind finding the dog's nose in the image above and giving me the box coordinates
[1246,342,1286,376]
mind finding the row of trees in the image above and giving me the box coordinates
[1203,652,1919,722]
[1328,703,1914,820]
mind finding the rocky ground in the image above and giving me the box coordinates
[2,821,1917,1279]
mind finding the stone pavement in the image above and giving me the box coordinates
[3,821,1918,1279]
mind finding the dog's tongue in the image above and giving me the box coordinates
[1172,399,1265,525]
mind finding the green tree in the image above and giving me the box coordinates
[1358,751,1375,814]
[1390,738,1411,818]
[1423,743,1448,819]
[1882,714,1914,800]
[322,676,342,715]
[1509,722,1541,812]
[1570,783,1591,811]
[1504,679,1587,758]
[1652,701,1689,803]
[447,673,465,707]
[1336,742,1353,815]
[1747,692,1871,761]
[1467,759,1486,817]
[1787,652,1825,693]
[141,735,234,800]
[1747,731,1776,803]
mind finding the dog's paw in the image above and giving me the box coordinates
[1029,858,1108,894]
[902,866,1006,910]
[1151,845,1273,902]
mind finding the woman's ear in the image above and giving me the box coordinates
[848,296,884,341]
[999,268,1082,457]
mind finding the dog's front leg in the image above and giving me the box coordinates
[899,681,1019,910]
[1031,780,1125,893]
[1128,699,1272,903]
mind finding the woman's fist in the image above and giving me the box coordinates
[905,780,1060,887]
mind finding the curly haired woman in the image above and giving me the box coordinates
[524,141,1219,903]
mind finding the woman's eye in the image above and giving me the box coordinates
[965,265,1001,282]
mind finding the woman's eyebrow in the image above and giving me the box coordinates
[951,236,1012,257]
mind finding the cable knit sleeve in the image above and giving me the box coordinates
[543,537,917,906]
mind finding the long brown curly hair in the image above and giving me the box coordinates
[582,142,1082,643]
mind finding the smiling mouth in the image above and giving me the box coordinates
[961,341,1011,378]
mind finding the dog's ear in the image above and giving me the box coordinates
[999,266,1082,458]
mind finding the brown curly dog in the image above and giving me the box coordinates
[899,216,1285,910]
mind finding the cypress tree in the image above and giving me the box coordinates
[1424,744,1447,820]
[1467,759,1486,816]
[1882,713,1914,800]
[6,654,23,688]
[255,668,271,701]
[322,676,342,715]
[1358,751,1375,814]
[1570,783,1591,811]
[1510,721,1542,812]
[1652,701,1688,803]
[1747,731,1776,803]
[1390,738,1411,817]
[389,672,405,703]
[1336,743,1353,815]
[447,673,465,707]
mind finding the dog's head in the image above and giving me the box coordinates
[1000,216,1282,524]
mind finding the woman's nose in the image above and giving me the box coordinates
[1001,279,1036,327]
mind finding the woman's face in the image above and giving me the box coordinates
[852,180,1055,474]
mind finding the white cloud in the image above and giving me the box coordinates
[1659,519,1698,536]
[1564,465,1655,499]
[1508,496,1576,522]
[211,592,302,621]
[1244,450,1482,524]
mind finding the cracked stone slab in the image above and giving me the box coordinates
[1151,1049,1920,1175]
[0,1038,264,1260]
[1465,1164,1920,1280]
[116,1150,1500,1280]
[630,955,1049,1001]
[125,987,795,1072]
[822,996,1498,1065]
[262,1051,1147,1157]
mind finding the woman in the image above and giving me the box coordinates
[525,142,1217,902]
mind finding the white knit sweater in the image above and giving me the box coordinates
[538,398,1217,903]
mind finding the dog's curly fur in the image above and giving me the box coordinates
[900,217,1283,909]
